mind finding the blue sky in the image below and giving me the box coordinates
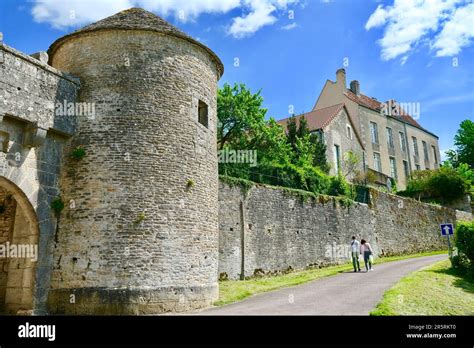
[0,0,473,157]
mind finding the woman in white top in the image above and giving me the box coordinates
[360,239,374,272]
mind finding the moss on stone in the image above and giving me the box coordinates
[219,175,254,196]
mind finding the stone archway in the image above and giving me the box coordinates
[0,176,39,315]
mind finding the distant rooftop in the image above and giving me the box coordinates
[344,89,436,137]
[277,104,345,131]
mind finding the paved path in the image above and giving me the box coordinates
[201,254,447,315]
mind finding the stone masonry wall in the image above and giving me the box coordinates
[324,108,364,178]
[0,187,16,311]
[0,43,80,313]
[218,181,472,280]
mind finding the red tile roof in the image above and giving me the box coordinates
[277,103,366,150]
[345,90,382,111]
[277,103,345,131]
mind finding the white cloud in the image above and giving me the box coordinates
[365,4,389,30]
[365,0,473,61]
[432,3,474,56]
[228,0,298,38]
[135,0,241,21]
[31,0,298,38]
[32,0,133,29]
[281,22,298,30]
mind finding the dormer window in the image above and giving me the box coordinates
[198,100,208,128]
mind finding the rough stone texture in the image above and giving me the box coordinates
[323,107,364,178]
[48,8,223,78]
[0,42,79,314]
[218,181,472,280]
[0,187,16,311]
[47,28,221,313]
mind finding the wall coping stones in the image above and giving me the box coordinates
[0,43,80,86]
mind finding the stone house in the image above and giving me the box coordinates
[277,104,365,179]
[279,69,441,190]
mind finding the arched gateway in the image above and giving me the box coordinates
[0,176,39,314]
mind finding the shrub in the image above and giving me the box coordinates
[452,220,474,276]
[327,175,350,197]
[301,165,331,194]
[400,167,470,203]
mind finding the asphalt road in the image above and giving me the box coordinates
[201,254,447,315]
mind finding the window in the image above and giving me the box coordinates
[389,157,397,179]
[403,160,409,178]
[399,132,407,153]
[334,145,341,174]
[198,100,208,128]
[432,145,438,164]
[346,125,352,139]
[373,152,382,172]
[386,127,394,148]
[370,122,379,144]
[415,164,421,171]
[412,136,419,156]
[422,141,429,161]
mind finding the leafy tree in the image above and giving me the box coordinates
[297,116,310,138]
[286,116,298,152]
[286,115,329,173]
[217,82,346,199]
[310,133,330,173]
[446,120,474,168]
[217,83,267,150]
[342,150,361,179]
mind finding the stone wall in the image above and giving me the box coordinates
[0,43,80,313]
[0,187,16,311]
[218,181,472,280]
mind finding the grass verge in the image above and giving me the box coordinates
[215,250,447,306]
[370,259,474,315]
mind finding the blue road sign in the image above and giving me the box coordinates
[440,223,454,236]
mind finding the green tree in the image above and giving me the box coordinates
[310,133,330,173]
[297,115,310,138]
[446,120,474,168]
[217,83,267,150]
[342,150,361,179]
[286,115,298,152]
[286,115,329,173]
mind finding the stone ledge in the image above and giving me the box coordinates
[47,285,218,315]
[0,43,80,86]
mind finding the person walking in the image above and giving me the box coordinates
[350,236,361,272]
[360,239,374,272]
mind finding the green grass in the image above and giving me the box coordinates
[371,259,474,315]
[215,250,447,306]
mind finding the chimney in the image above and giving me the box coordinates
[350,80,360,96]
[335,68,346,92]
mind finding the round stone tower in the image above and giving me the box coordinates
[46,8,223,314]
